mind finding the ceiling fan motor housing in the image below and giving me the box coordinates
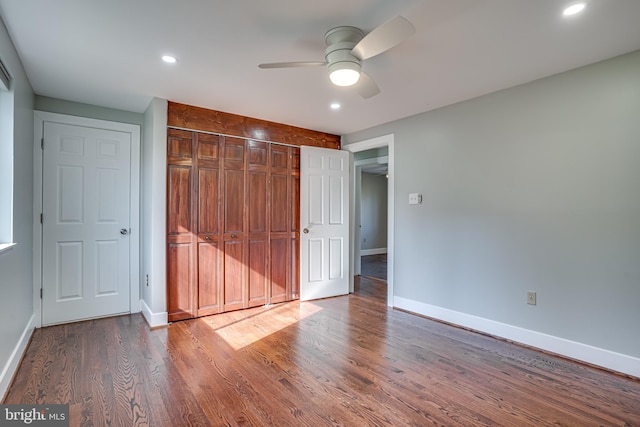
[324,26,365,77]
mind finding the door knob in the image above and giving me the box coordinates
[120,228,129,235]
[303,228,309,234]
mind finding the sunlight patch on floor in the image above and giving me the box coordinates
[201,301,323,350]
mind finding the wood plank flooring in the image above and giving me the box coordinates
[5,277,640,426]
[360,254,387,280]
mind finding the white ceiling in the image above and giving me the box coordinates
[1,0,639,135]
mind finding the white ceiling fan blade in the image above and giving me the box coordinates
[354,72,380,99]
[258,61,327,69]
[351,16,415,61]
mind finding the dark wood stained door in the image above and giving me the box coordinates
[167,130,197,321]
[290,147,301,299]
[167,129,302,322]
[196,133,222,316]
[222,137,247,312]
[269,144,291,303]
[247,141,268,307]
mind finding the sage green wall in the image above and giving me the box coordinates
[35,95,143,127]
[343,50,640,358]
[0,17,34,394]
[141,97,167,323]
[354,146,388,161]
[361,172,388,251]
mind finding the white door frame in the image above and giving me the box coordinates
[353,155,388,275]
[345,134,394,306]
[33,111,141,327]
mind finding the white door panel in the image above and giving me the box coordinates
[300,146,350,301]
[42,122,131,325]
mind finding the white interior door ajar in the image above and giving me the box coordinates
[300,146,350,300]
[42,122,131,325]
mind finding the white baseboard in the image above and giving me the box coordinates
[361,248,387,256]
[394,297,640,379]
[140,299,168,328]
[0,314,35,399]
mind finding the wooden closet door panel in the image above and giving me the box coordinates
[268,145,291,303]
[223,240,245,311]
[291,148,301,300]
[249,171,267,234]
[247,141,268,306]
[270,145,289,173]
[271,173,288,233]
[198,241,221,315]
[167,165,192,235]
[197,133,221,162]
[167,129,196,322]
[221,137,247,312]
[291,237,300,299]
[224,169,245,234]
[222,137,246,237]
[167,129,194,163]
[224,137,245,167]
[223,137,245,236]
[291,174,300,233]
[291,147,300,171]
[198,168,220,234]
[196,136,222,316]
[167,240,195,320]
[248,140,268,168]
[248,239,268,307]
[248,140,268,238]
[270,237,288,303]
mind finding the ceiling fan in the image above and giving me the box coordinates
[258,16,415,99]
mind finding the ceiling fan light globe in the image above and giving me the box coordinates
[329,68,360,87]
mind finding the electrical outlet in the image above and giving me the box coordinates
[527,291,536,305]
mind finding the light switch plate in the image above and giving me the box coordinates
[409,193,422,205]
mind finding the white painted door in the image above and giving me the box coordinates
[300,146,350,300]
[42,122,131,325]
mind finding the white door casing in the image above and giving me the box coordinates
[38,116,139,326]
[345,134,395,305]
[300,146,350,301]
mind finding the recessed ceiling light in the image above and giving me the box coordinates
[162,55,178,63]
[563,2,586,16]
[330,103,341,110]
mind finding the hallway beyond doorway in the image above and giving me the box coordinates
[360,253,386,280]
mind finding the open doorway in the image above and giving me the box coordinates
[345,134,395,307]
[357,152,388,281]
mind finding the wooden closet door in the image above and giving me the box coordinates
[168,130,302,321]
[290,147,301,300]
[196,133,223,316]
[167,129,197,321]
[269,144,291,303]
[247,141,269,307]
[222,137,247,312]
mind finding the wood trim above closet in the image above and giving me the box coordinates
[168,101,340,149]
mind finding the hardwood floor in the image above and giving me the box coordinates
[360,253,387,280]
[5,277,640,426]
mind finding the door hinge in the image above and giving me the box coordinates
[41,138,44,150]
[40,213,43,224]
[40,288,43,299]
